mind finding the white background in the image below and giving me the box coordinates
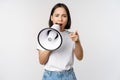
[0,0,120,80]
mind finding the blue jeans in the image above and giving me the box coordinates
[42,68,77,80]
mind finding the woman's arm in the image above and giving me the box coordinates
[37,49,51,65]
[69,31,83,60]
[74,40,83,60]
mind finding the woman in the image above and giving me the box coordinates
[37,3,83,80]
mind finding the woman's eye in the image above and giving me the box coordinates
[55,14,59,17]
[63,15,67,17]
[62,14,67,18]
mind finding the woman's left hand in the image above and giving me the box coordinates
[69,30,79,42]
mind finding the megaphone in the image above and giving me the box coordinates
[37,24,63,51]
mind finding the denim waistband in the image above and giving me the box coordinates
[44,68,73,73]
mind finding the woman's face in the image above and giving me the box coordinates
[51,7,68,32]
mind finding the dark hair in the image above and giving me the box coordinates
[48,3,71,29]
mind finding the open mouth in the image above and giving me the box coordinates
[59,24,62,27]
[55,23,62,27]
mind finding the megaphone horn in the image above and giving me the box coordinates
[37,24,63,51]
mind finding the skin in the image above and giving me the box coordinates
[38,7,83,65]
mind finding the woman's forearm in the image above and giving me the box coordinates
[38,50,51,65]
[74,40,83,60]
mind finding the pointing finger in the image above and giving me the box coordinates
[74,30,78,35]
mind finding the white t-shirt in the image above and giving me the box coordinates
[37,30,75,71]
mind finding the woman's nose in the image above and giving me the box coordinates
[58,16,62,21]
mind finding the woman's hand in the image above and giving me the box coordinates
[69,30,79,42]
